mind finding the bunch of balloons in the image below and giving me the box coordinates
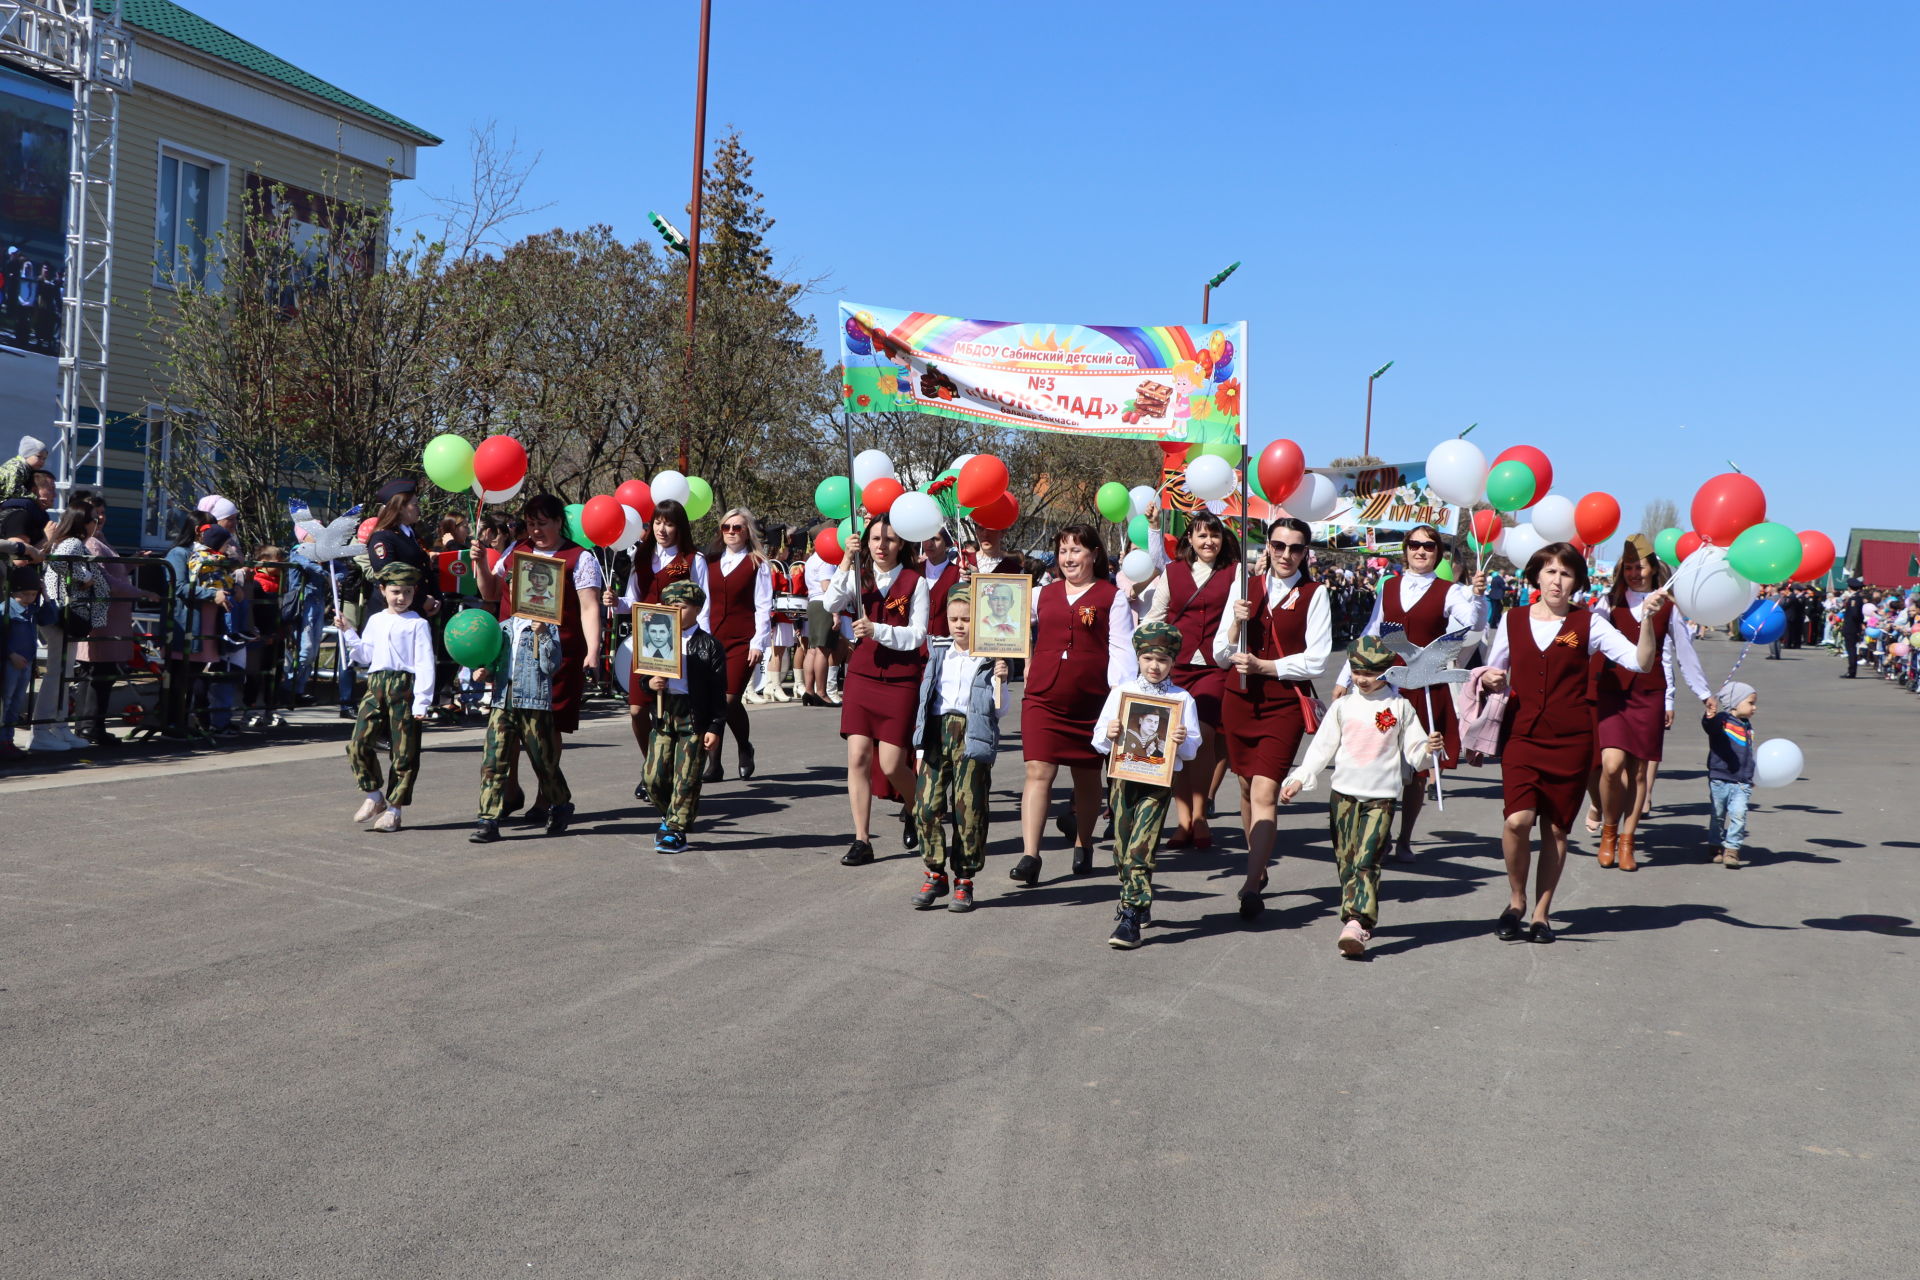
[422,433,531,505]
[819,448,1014,547]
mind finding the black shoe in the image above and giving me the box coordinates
[1108,904,1143,950]
[498,786,526,822]
[523,804,549,827]
[545,803,574,836]
[842,840,875,866]
[702,751,724,784]
[633,777,650,802]
[948,879,976,912]
[337,706,354,719]
[1071,844,1093,875]
[469,819,501,844]
[801,693,827,707]
[738,746,755,780]
[1495,909,1525,941]
[1008,853,1041,885]
[911,870,949,908]
[902,813,920,851]
[1527,920,1555,944]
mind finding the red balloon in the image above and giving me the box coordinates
[1158,441,1189,459]
[1471,509,1504,546]
[862,476,906,515]
[956,454,1010,509]
[1793,530,1836,583]
[1690,473,1766,545]
[580,495,628,547]
[1492,445,1553,499]
[1573,491,1621,546]
[1676,531,1704,562]
[1258,440,1306,507]
[813,526,846,565]
[613,478,654,520]
[1163,533,1182,560]
[473,435,528,491]
[970,491,1019,530]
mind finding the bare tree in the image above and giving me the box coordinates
[426,122,555,261]
[1640,497,1679,539]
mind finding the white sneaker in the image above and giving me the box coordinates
[373,808,403,833]
[59,726,91,749]
[1337,920,1371,957]
[353,795,387,823]
[29,730,72,752]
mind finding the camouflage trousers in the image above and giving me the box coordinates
[347,670,421,807]
[1329,790,1396,928]
[478,707,570,819]
[646,693,706,831]
[913,713,989,877]
[1110,777,1172,909]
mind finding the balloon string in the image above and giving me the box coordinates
[1719,596,1781,693]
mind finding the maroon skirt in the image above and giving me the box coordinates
[1222,676,1308,779]
[1172,663,1227,726]
[1021,677,1107,768]
[551,643,585,734]
[1502,731,1591,830]
[1405,681,1462,772]
[840,672,920,750]
[1595,680,1665,761]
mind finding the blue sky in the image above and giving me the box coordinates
[189,0,1915,544]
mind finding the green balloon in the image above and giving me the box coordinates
[1485,460,1537,512]
[685,476,714,521]
[1654,526,1683,565]
[815,476,852,521]
[838,516,856,549]
[1728,521,1800,584]
[444,607,501,668]
[1200,441,1244,464]
[563,502,587,547]
[1436,560,1457,582]
[1097,481,1131,523]
[422,433,475,492]
[1127,514,1151,549]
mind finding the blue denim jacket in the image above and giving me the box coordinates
[913,644,1001,762]
[494,615,559,711]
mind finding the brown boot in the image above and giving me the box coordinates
[1597,824,1618,868]
[1721,847,1748,868]
[1617,831,1637,872]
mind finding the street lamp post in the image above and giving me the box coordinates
[1363,360,1394,457]
[679,0,715,475]
[1201,260,1240,325]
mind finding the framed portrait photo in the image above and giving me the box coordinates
[969,573,1032,661]
[631,606,684,681]
[1108,692,1182,788]
[510,550,567,625]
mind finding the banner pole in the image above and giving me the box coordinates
[1238,447,1250,692]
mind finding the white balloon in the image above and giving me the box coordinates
[852,448,896,490]
[1205,498,1228,515]
[1502,522,1544,567]
[1184,455,1235,502]
[889,491,944,542]
[471,475,525,506]
[1529,494,1578,543]
[1120,549,1156,584]
[611,639,632,694]
[1753,737,1804,789]
[1425,439,1487,507]
[651,470,692,506]
[1286,472,1339,523]
[949,452,977,474]
[612,505,645,552]
[1671,544,1757,627]
[1128,484,1160,517]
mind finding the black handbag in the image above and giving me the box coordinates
[62,603,93,638]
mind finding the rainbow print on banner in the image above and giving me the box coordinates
[839,302,1246,445]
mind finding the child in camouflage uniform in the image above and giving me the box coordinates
[1280,634,1441,958]
[470,614,573,843]
[340,564,436,833]
[908,585,1007,913]
[1092,622,1200,949]
[646,580,727,852]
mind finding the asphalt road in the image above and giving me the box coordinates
[3,636,1915,1278]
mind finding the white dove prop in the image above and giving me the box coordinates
[1379,623,1473,809]
[290,499,366,683]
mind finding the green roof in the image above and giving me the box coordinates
[110,0,440,145]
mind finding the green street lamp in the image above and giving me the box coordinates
[1202,260,1240,323]
[1364,360,1394,456]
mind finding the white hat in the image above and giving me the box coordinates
[18,435,45,458]
[197,494,238,521]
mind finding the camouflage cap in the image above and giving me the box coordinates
[1132,621,1184,657]
[661,580,706,607]
[1347,634,1396,673]
[376,562,422,586]
[946,584,971,607]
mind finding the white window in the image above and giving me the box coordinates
[140,405,212,547]
[154,146,225,288]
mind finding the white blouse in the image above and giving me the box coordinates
[616,543,711,632]
[825,560,929,652]
[1210,571,1332,680]
[340,610,437,716]
[1483,608,1647,672]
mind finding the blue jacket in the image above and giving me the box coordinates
[164,543,221,650]
[913,644,1001,762]
[1702,711,1756,785]
[493,615,560,711]
[4,596,55,659]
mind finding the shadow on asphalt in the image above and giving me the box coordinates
[1802,914,1920,937]
[1552,901,1794,937]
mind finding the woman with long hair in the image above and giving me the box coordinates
[603,498,707,798]
[1010,524,1137,885]
[1142,509,1239,848]
[703,506,772,780]
[1215,517,1330,916]
[822,515,929,865]
[1332,522,1487,860]
[1478,543,1668,942]
[365,483,440,618]
[1584,533,1715,870]
[30,497,106,749]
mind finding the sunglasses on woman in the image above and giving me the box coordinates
[1268,541,1307,554]
[1404,539,1440,552]
[721,523,748,533]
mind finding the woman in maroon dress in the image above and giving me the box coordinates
[1010,525,1136,885]
[822,516,929,866]
[703,507,772,781]
[1214,517,1331,916]
[1479,543,1667,942]
[1143,509,1237,849]
[604,499,707,799]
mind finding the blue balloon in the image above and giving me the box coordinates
[1737,598,1787,645]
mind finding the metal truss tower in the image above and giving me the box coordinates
[0,1,132,499]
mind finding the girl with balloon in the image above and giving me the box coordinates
[702,507,773,782]
[1477,543,1670,944]
[603,499,708,799]
[1213,516,1332,918]
[822,514,930,866]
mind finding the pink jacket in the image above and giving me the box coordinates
[1458,666,1509,763]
